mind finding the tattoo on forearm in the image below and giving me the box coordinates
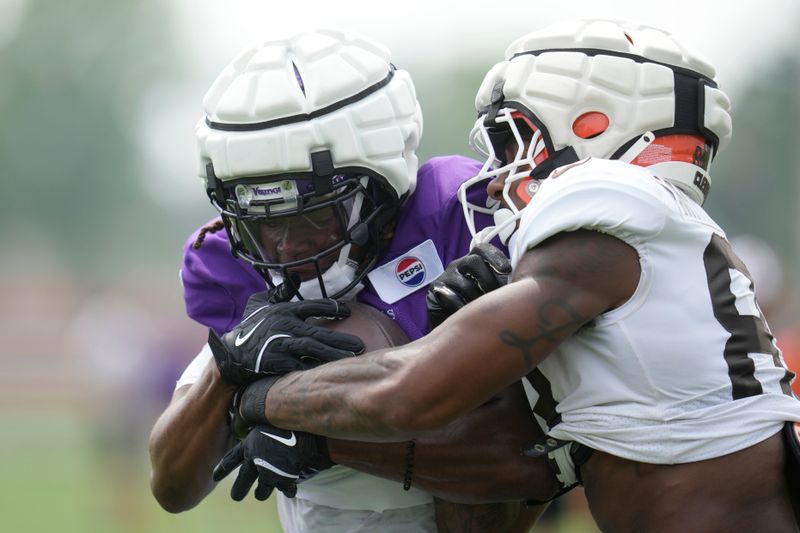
[269,356,403,439]
[499,297,588,371]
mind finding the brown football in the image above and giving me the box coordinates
[307,302,409,352]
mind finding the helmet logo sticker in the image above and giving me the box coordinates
[395,257,426,287]
[236,182,296,202]
[234,181,299,213]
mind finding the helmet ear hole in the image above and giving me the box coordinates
[572,112,609,139]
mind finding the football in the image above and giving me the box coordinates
[307,302,409,352]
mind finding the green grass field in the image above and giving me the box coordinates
[0,409,598,533]
[0,410,282,533]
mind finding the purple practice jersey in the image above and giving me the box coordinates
[180,155,499,340]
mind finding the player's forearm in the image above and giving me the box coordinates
[148,361,237,513]
[265,280,559,440]
[327,383,559,503]
[407,384,559,503]
[265,348,418,441]
[329,432,546,503]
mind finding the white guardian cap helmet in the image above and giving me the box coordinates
[196,29,423,298]
[460,19,732,245]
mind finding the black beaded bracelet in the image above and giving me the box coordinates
[403,440,416,491]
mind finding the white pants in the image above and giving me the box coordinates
[277,494,436,532]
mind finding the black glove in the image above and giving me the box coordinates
[426,243,511,328]
[212,422,334,501]
[209,292,365,385]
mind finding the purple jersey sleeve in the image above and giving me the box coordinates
[180,220,265,335]
[179,155,501,340]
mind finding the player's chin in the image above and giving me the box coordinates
[288,267,319,282]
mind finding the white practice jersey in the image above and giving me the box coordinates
[510,157,800,464]
[176,347,433,514]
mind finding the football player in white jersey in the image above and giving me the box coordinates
[226,20,800,532]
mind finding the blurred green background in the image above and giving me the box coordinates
[1,1,798,532]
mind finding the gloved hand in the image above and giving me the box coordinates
[209,292,365,385]
[426,243,511,328]
[212,422,334,501]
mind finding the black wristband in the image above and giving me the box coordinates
[308,435,335,471]
[239,376,279,425]
[403,440,416,491]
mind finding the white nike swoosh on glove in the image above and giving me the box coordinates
[254,334,292,371]
[234,318,266,346]
[260,430,297,447]
[253,458,300,479]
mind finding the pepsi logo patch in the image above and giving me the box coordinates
[395,256,426,287]
[367,239,444,304]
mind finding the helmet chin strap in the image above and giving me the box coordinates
[299,262,363,300]
[493,208,517,244]
[272,262,363,301]
[469,207,519,249]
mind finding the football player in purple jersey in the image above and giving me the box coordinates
[148,29,552,532]
[222,20,800,533]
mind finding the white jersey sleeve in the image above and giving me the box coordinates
[175,343,213,390]
[511,158,670,267]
